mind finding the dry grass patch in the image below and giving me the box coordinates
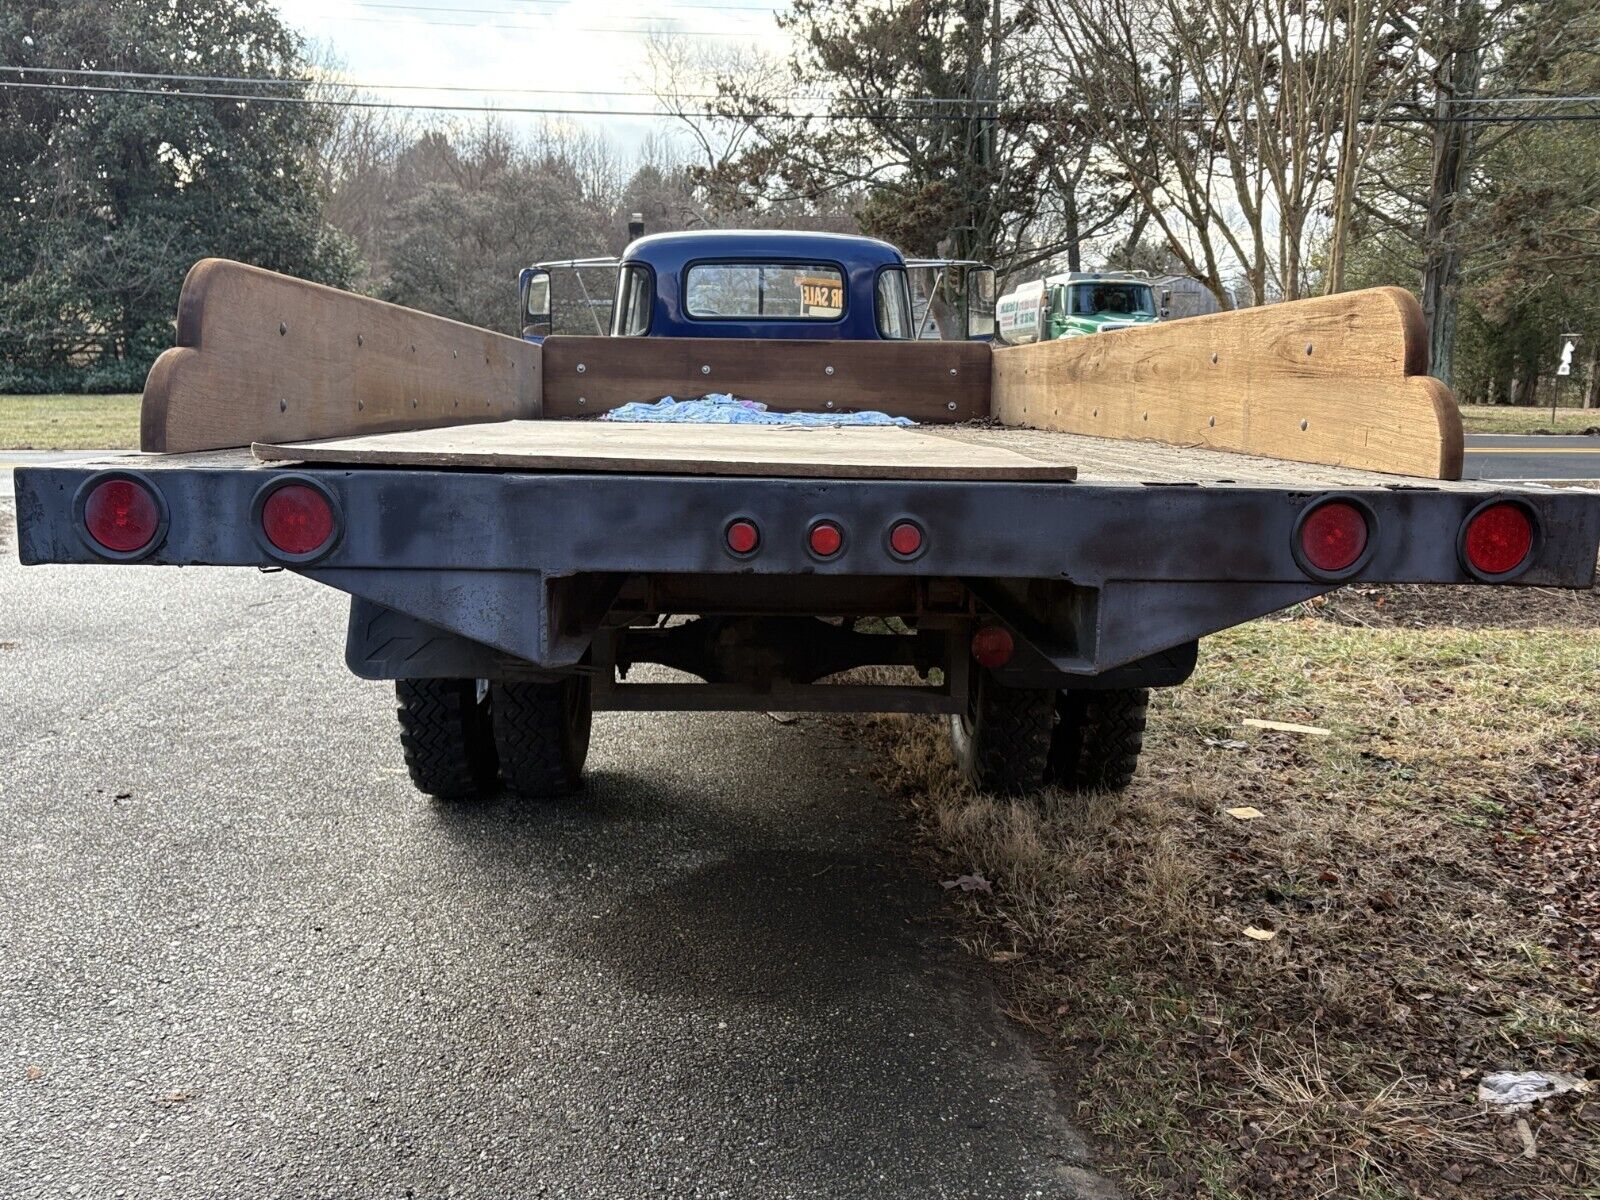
[1458,406,1600,436]
[0,393,140,449]
[864,619,1600,1199]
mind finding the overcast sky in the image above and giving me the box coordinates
[272,0,796,153]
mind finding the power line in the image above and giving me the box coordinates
[0,64,992,106]
[0,78,980,120]
[349,0,781,16]
[0,64,735,100]
[3,76,1598,126]
[305,14,775,35]
[1451,94,1600,105]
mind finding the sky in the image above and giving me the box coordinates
[271,0,799,153]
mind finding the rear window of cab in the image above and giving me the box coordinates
[684,262,844,321]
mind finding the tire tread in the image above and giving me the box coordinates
[395,679,496,800]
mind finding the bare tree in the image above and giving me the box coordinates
[1042,0,1410,307]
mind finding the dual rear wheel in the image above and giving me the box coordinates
[949,668,1149,797]
[395,676,591,801]
[395,668,1147,802]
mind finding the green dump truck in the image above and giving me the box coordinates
[995,272,1161,343]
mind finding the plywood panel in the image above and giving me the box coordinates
[541,336,990,422]
[252,419,1074,481]
[991,287,1463,480]
[142,258,541,453]
[926,425,1494,490]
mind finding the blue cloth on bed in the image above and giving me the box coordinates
[599,393,915,427]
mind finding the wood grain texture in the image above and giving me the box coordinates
[141,258,541,452]
[990,287,1464,480]
[252,419,1075,481]
[927,425,1495,490]
[541,336,990,422]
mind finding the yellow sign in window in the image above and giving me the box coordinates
[797,276,844,317]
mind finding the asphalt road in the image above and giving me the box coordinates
[0,497,1117,1199]
[1462,433,1600,481]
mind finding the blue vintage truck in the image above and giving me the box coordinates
[13,230,1600,803]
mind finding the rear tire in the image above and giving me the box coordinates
[492,677,592,798]
[395,678,498,800]
[949,668,1055,795]
[1047,687,1149,793]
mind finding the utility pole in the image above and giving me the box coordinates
[1420,0,1484,386]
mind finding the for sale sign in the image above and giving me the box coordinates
[797,275,843,317]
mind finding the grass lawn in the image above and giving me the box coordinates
[1459,404,1600,435]
[0,394,141,450]
[864,585,1600,1199]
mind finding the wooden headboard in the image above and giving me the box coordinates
[539,335,990,422]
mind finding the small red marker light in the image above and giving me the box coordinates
[808,520,843,557]
[888,521,924,557]
[726,519,760,555]
[83,477,160,553]
[971,625,1014,669]
[261,484,335,556]
[1299,500,1368,575]
[1464,502,1533,577]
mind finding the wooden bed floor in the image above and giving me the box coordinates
[251,420,1078,482]
[245,417,1500,491]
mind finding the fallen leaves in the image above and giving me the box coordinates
[941,872,993,894]
[1492,749,1600,1004]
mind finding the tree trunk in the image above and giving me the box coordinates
[1062,179,1082,272]
[1325,0,1366,295]
[1420,0,1483,385]
[1512,370,1539,407]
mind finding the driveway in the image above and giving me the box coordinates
[0,505,1116,1199]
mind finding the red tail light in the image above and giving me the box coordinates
[888,520,924,558]
[83,477,160,553]
[1463,502,1534,578]
[1298,500,1369,575]
[808,520,843,558]
[725,519,760,555]
[971,625,1014,669]
[261,484,335,556]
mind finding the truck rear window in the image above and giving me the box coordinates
[684,263,844,321]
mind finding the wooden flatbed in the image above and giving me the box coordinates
[248,420,1496,493]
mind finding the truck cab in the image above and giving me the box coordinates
[996,272,1161,344]
[520,230,997,344]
